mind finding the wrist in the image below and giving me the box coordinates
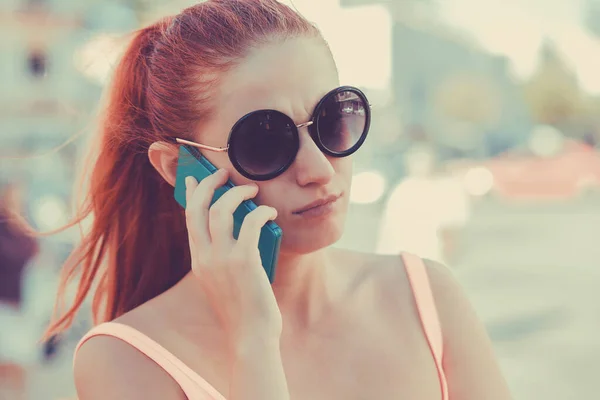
[231,330,282,358]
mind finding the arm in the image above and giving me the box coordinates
[424,260,513,400]
[74,336,186,400]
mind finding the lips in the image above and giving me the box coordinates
[293,193,342,215]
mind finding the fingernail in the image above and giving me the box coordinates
[185,176,194,188]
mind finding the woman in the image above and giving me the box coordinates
[48,1,512,399]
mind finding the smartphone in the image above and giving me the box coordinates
[174,145,282,283]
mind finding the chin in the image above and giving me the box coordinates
[279,213,347,254]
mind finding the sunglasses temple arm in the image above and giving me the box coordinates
[296,121,314,129]
[174,138,229,152]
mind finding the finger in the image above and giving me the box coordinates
[209,184,259,251]
[236,205,278,250]
[185,169,228,247]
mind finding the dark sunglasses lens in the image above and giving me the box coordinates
[230,111,297,178]
[316,90,368,154]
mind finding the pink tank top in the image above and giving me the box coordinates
[75,253,449,399]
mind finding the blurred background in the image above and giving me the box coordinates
[1,0,599,399]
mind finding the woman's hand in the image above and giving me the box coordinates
[185,170,290,400]
[184,169,282,342]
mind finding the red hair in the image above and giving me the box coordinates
[45,0,320,338]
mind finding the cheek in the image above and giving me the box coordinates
[332,157,354,183]
[223,161,282,209]
[250,182,284,209]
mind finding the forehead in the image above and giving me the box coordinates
[216,37,339,124]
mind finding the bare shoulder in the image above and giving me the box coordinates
[74,332,185,400]
[383,254,473,322]
[421,258,462,297]
[74,304,186,400]
[333,248,468,313]
[418,258,475,322]
[348,250,487,340]
[347,252,512,398]
[419,259,513,399]
[332,247,456,282]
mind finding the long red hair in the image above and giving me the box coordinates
[45,0,320,338]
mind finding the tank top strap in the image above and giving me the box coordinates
[74,321,225,400]
[401,252,449,400]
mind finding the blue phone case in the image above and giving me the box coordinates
[174,145,282,283]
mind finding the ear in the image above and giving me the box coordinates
[148,141,179,187]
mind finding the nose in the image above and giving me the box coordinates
[292,129,335,187]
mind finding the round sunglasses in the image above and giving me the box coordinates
[175,85,371,181]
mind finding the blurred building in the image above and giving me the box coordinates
[342,0,532,164]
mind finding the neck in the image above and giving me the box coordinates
[271,248,337,330]
[174,247,339,333]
